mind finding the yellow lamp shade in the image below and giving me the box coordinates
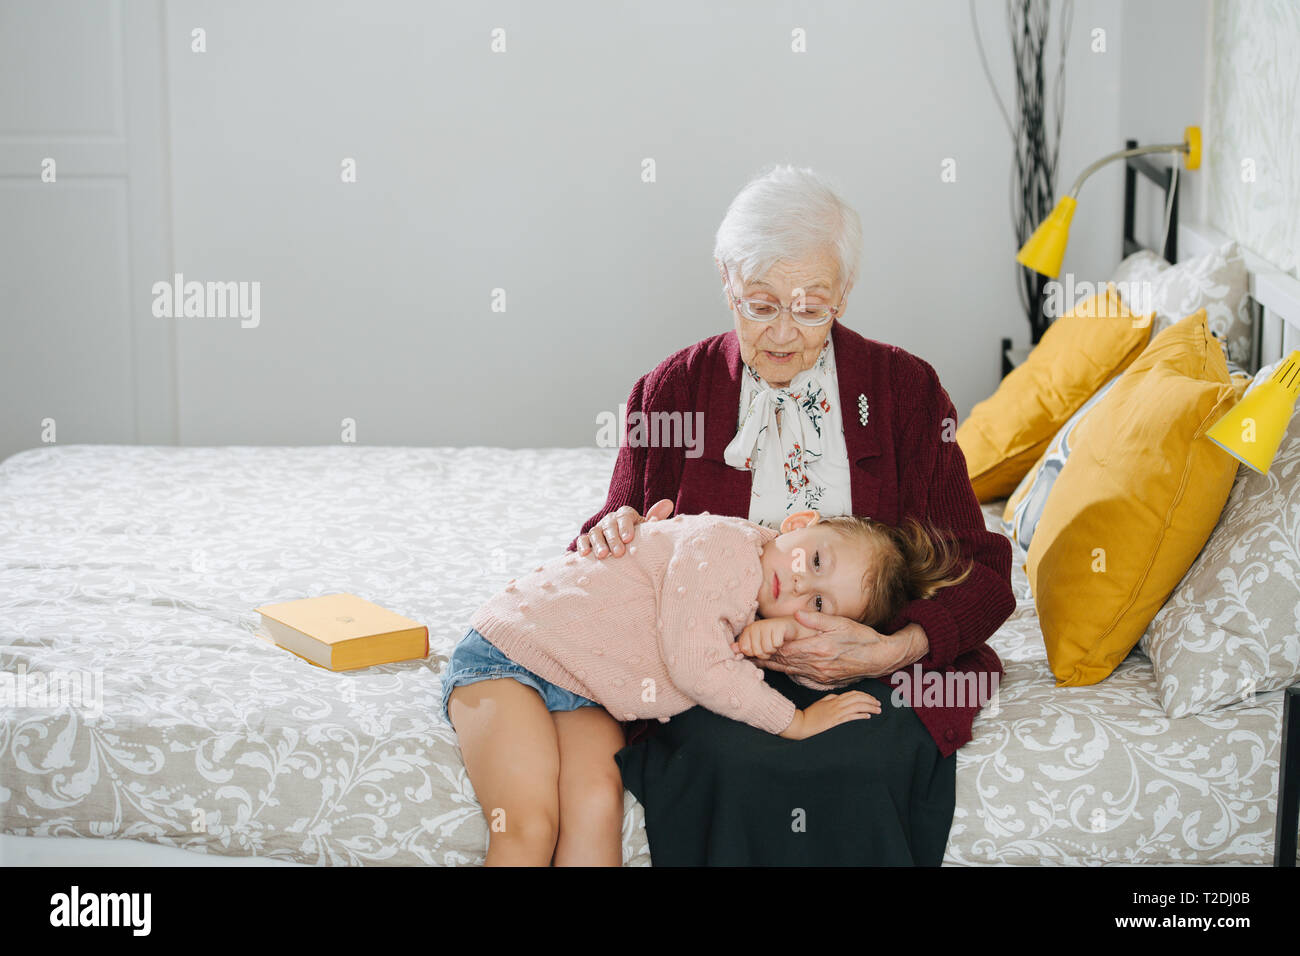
[1015,196,1077,279]
[1206,350,1300,474]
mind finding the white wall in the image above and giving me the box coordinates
[1118,0,1211,249]
[2,0,1212,463]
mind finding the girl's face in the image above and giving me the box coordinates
[757,511,874,621]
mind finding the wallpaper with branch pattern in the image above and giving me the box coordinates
[1207,0,1300,278]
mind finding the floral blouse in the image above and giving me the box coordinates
[722,339,852,528]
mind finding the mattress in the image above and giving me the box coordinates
[0,445,1288,865]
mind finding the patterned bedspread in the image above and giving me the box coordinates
[0,446,1287,864]
[956,501,1287,864]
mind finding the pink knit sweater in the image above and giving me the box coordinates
[469,514,797,735]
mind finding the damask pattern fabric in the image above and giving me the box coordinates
[1110,242,1254,369]
[953,502,1292,865]
[1140,358,1300,717]
[0,445,651,866]
[0,446,1290,865]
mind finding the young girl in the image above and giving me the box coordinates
[442,508,971,866]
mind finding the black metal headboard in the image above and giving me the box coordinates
[1122,137,1180,263]
[1000,138,1182,378]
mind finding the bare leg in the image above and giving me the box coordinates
[447,678,559,866]
[551,706,626,867]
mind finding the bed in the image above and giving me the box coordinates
[3,222,1299,866]
[0,440,1293,867]
[955,501,1291,864]
[0,444,651,866]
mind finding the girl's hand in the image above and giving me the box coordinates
[753,611,930,687]
[576,499,674,558]
[779,691,881,740]
[734,617,798,659]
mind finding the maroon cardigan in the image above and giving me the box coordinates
[574,321,1016,757]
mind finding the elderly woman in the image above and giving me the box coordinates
[574,166,1015,866]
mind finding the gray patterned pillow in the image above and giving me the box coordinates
[1139,358,1300,716]
[1110,241,1254,369]
[1109,248,1169,290]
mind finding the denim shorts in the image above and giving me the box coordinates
[440,627,601,727]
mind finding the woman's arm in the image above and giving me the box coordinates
[882,361,1016,670]
[569,364,688,553]
[570,374,652,553]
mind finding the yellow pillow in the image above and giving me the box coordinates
[957,286,1151,501]
[1001,373,1123,550]
[1026,310,1246,686]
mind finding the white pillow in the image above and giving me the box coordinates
[1139,358,1300,716]
[1110,241,1253,370]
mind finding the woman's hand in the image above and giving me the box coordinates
[779,691,881,740]
[745,612,930,687]
[576,499,674,558]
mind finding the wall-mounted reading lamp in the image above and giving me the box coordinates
[1015,126,1202,279]
[1013,123,1299,476]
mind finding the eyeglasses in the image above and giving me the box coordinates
[717,260,853,327]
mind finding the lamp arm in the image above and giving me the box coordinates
[1066,141,1189,198]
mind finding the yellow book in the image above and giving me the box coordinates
[254,593,428,671]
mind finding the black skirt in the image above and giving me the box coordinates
[615,671,955,866]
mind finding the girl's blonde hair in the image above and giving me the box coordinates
[817,515,973,629]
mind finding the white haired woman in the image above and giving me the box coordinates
[573,165,1015,865]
